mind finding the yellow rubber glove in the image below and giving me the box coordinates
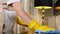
[28,20,56,32]
[16,15,28,27]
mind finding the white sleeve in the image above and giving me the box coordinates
[7,0,20,5]
[5,10,16,31]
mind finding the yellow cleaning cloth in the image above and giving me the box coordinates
[29,20,56,32]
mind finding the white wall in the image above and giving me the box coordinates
[0,0,6,33]
[0,4,5,34]
[56,15,60,30]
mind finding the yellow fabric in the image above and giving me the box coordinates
[29,20,56,32]
[16,15,27,26]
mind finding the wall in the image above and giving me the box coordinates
[45,9,55,28]
[0,0,6,34]
[0,5,5,34]
[56,15,60,30]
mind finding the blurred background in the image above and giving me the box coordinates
[0,0,60,34]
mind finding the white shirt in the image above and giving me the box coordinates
[5,0,18,34]
[6,0,19,30]
[6,0,19,31]
[5,10,16,34]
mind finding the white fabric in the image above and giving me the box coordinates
[7,0,20,5]
[5,10,16,34]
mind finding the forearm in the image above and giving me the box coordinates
[12,2,33,25]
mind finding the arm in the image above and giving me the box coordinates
[7,0,28,27]
[12,2,56,32]
[12,2,33,25]
[7,0,56,32]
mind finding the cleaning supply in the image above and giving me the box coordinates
[35,30,43,34]
[35,30,60,34]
